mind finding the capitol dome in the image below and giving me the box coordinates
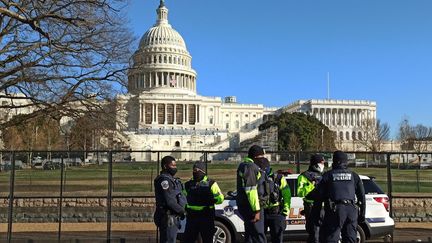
[139,24,186,50]
[128,0,197,95]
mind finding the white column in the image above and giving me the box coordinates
[152,103,156,123]
[142,103,145,124]
[185,104,189,124]
[139,103,142,122]
[195,105,198,124]
[164,103,167,125]
[156,104,159,123]
[183,104,186,125]
[173,104,177,124]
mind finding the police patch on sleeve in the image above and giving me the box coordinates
[161,180,169,190]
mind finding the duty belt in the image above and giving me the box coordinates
[335,200,354,204]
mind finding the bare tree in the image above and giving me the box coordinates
[0,0,134,129]
[398,118,432,163]
[412,124,432,154]
[357,118,390,152]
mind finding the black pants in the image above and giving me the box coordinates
[320,203,358,243]
[264,211,286,243]
[155,213,180,243]
[239,208,267,243]
[304,202,324,243]
[182,209,215,243]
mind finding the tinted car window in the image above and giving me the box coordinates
[362,179,384,194]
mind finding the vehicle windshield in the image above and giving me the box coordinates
[362,179,385,194]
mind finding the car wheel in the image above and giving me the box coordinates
[338,225,366,243]
[194,221,232,243]
[356,225,366,243]
[214,220,232,243]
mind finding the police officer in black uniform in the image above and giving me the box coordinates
[182,162,224,243]
[154,156,187,243]
[236,145,267,243]
[306,151,366,243]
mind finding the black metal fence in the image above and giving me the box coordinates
[0,150,431,242]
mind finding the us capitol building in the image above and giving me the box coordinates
[115,1,377,161]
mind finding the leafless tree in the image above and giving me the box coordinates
[357,118,390,152]
[0,0,134,129]
[398,118,432,163]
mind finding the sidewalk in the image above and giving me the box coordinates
[1,222,431,233]
[0,222,156,233]
[395,222,432,230]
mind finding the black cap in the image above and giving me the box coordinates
[310,154,324,165]
[248,145,264,158]
[193,161,206,173]
[333,150,348,165]
[161,155,175,169]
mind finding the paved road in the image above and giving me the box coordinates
[2,228,432,242]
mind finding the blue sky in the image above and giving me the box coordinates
[126,0,432,138]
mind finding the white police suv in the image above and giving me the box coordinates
[178,174,394,243]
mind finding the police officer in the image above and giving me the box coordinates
[182,161,224,243]
[297,154,325,243]
[236,145,267,243]
[154,156,187,243]
[255,157,291,243]
[306,151,366,243]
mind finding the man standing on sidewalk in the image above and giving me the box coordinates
[236,145,267,243]
[154,156,187,243]
[297,154,325,243]
[182,161,224,243]
[254,156,291,243]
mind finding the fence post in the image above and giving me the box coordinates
[386,153,393,218]
[106,151,113,243]
[7,151,16,243]
[58,155,65,243]
[156,151,160,243]
[204,152,208,174]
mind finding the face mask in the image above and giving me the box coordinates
[166,167,178,176]
[193,171,205,181]
[318,163,325,173]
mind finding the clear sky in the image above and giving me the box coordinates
[126,0,432,138]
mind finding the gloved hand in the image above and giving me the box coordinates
[358,214,366,224]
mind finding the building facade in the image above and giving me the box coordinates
[116,1,276,161]
[280,99,377,150]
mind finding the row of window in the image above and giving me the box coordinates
[224,113,257,118]
[151,140,200,147]
[136,54,190,66]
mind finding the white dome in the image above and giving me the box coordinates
[128,1,197,95]
[139,25,186,49]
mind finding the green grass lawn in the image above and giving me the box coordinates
[0,162,431,197]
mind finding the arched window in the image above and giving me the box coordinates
[346,132,350,140]
[175,141,180,147]
[339,132,344,140]
[352,132,356,140]
[358,132,363,140]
